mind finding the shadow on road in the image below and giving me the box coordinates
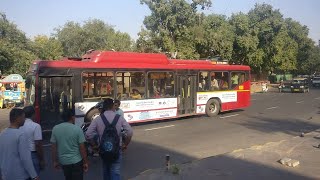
[233,115,320,136]
[129,142,315,180]
[3,131,315,180]
[140,153,315,180]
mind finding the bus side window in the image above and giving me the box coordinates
[209,71,229,91]
[198,71,209,92]
[231,71,246,89]
[116,72,146,100]
[82,72,114,101]
[147,72,174,98]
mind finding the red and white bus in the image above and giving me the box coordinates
[25,51,250,130]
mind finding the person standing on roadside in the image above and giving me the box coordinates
[50,109,88,180]
[114,99,124,117]
[86,98,133,180]
[0,108,39,180]
[20,106,45,176]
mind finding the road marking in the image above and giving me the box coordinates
[145,125,175,131]
[315,97,320,100]
[266,106,278,110]
[220,114,240,119]
[296,101,304,104]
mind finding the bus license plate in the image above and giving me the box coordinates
[294,89,300,92]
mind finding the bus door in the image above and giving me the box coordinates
[177,75,197,115]
[38,76,73,130]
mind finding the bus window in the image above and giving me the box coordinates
[210,72,229,90]
[147,72,174,98]
[82,72,114,101]
[198,71,209,91]
[116,72,145,100]
[231,72,247,89]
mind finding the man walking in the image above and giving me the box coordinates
[114,99,124,117]
[0,108,39,180]
[50,109,88,180]
[86,98,133,180]
[20,106,45,175]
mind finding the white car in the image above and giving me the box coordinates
[312,77,320,87]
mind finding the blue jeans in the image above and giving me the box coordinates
[102,153,121,180]
[31,152,40,175]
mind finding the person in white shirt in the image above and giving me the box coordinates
[20,106,45,175]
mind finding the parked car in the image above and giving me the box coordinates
[312,77,320,87]
[290,78,309,93]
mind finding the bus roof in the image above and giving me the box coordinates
[35,51,250,71]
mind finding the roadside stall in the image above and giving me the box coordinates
[0,74,25,108]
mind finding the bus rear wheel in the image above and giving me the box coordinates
[205,99,220,117]
[84,108,100,122]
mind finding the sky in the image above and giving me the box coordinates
[1,0,319,44]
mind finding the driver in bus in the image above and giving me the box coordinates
[130,89,141,99]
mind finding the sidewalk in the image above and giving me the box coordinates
[132,130,320,180]
[251,82,279,93]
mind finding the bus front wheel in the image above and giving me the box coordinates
[205,99,220,117]
[84,108,100,122]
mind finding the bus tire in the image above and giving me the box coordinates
[84,108,100,122]
[205,99,220,117]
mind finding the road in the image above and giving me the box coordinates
[0,89,320,179]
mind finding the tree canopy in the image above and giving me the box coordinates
[138,1,320,75]
[54,19,134,57]
[0,1,319,77]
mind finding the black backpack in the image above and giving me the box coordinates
[99,114,120,163]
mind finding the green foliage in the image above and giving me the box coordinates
[32,35,63,60]
[139,0,206,58]
[196,14,234,59]
[0,13,36,75]
[138,1,320,75]
[54,19,134,57]
[300,46,320,74]
[136,28,159,53]
[230,13,261,68]
[170,164,180,174]
[1,1,320,76]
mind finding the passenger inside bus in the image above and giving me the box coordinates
[211,76,219,90]
[130,89,141,99]
[153,88,161,98]
[231,73,239,89]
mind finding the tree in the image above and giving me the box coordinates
[300,46,320,74]
[195,14,234,59]
[136,28,159,53]
[229,13,261,68]
[139,0,212,59]
[54,19,134,57]
[247,3,298,74]
[32,35,63,60]
[285,18,315,74]
[0,13,36,75]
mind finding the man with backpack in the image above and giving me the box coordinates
[86,98,133,180]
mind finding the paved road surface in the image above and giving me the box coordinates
[0,89,319,179]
